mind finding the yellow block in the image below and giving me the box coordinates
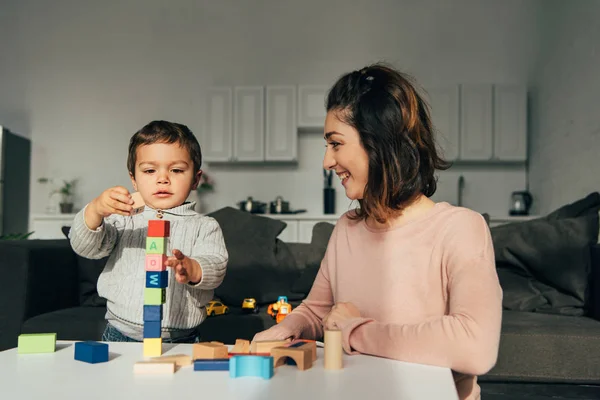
[144,338,162,357]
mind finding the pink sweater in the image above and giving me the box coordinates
[276,202,503,400]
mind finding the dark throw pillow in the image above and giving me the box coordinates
[61,226,108,307]
[492,211,599,316]
[207,207,303,306]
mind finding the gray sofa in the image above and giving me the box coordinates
[1,196,600,387]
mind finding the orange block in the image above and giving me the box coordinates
[148,220,170,237]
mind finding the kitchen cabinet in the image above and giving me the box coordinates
[425,86,460,161]
[493,85,528,161]
[460,84,494,161]
[297,85,328,129]
[29,214,77,239]
[203,86,297,163]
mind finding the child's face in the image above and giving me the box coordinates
[130,142,201,210]
[323,111,369,200]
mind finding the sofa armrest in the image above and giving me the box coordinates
[0,239,79,351]
[589,244,600,321]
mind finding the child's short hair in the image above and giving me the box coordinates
[127,120,202,177]
[326,63,451,223]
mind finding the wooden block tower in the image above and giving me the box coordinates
[143,218,170,357]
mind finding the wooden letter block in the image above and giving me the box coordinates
[145,254,167,272]
[148,220,170,238]
[192,342,229,360]
[143,338,162,357]
[143,321,161,339]
[146,237,167,254]
[145,271,168,289]
[144,288,166,305]
[143,305,162,322]
[74,341,109,364]
[193,359,229,371]
[134,361,175,374]
[18,333,56,354]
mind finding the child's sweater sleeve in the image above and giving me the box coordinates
[338,214,503,376]
[188,217,228,290]
[69,205,120,259]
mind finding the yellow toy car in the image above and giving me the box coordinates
[242,298,259,313]
[206,300,229,316]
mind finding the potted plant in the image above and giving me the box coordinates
[39,178,77,214]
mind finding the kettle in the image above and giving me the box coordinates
[509,191,533,216]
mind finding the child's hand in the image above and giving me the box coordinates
[91,186,134,217]
[166,249,202,284]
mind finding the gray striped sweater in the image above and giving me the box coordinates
[69,202,228,341]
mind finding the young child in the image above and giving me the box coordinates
[253,64,502,400]
[69,120,228,343]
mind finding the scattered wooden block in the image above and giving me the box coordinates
[229,355,273,379]
[150,353,192,367]
[131,192,145,215]
[146,237,167,254]
[148,219,170,238]
[249,339,290,354]
[74,341,109,364]
[17,333,56,354]
[134,361,175,374]
[192,342,228,360]
[271,344,313,371]
[145,271,169,289]
[193,358,229,371]
[144,288,166,305]
[287,340,317,362]
[324,329,343,370]
[231,339,250,354]
[143,338,162,357]
[145,254,168,272]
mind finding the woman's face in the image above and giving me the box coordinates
[323,111,370,200]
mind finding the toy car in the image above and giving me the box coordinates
[206,300,229,316]
[242,298,259,313]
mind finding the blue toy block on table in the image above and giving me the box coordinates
[194,359,230,371]
[229,355,274,379]
[74,341,109,364]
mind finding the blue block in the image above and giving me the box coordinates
[143,321,161,338]
[74,341,109,364]
[143,305,163,322]
[146,271,168,288]
[193,359,230,371]
[229,355,273,379]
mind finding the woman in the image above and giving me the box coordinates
[253,63,502,400]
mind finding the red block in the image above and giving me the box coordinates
[148,220,170,237]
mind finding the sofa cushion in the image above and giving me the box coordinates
[62,226,108,307]
[492,211,599,316]
[21,306,107,342]
[481,311,600,384]
[207,207,303,306]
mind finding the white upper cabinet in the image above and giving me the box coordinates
[426,86,460,161]
[493,85,528,161]
[460,84,494,161]
[233,86,265,162]
[266,85,297,161]
[203,87,233,162]
[298,85,328,129]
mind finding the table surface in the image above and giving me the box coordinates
[0,341,459,400]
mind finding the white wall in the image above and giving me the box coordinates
[0,0,541,217]
[528,0,600,215]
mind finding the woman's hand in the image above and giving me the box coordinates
[322,302,361,330]
[252,324,295,342]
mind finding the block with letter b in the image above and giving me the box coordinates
[146,271,169,289]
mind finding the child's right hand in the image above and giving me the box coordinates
[90,186,135,217]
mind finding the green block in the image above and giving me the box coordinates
[145,288,166,305]
[146,237,166,254]
[18,333,57,354]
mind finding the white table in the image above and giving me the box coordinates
[0,341,459,400]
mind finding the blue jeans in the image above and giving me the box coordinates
[102,323,201,343]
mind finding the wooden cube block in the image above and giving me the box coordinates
[74,341,109,364]
[146,237,167,254]
[131,192,145,215]
[143,305,163,322]
[144,288,166,305]
[145,254,167,272]
[143,338,162,357]
[192,342,229,360]
[134,361,175,374]
[148,220,170,237]
[231,339,250,354]
[18,333,56,354]
[146,271,168,289]
[143,321,161,338]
